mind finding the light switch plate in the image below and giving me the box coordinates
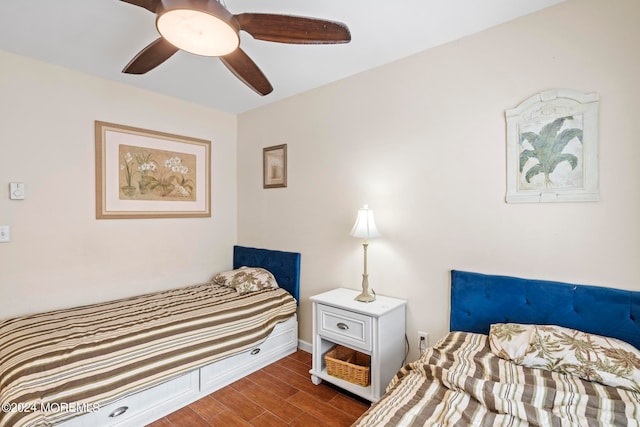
[9,182,25,200]
[0,225,10,242]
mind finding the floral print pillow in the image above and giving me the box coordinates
[490,323,640,393]
[212,267,279,294]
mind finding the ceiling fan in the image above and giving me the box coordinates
[120,0,351,96]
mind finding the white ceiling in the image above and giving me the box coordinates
[0,0,564,114]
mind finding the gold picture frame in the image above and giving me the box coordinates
[263,144,287,188]
[95,121,211,219]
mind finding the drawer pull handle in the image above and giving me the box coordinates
[250,348,261,355]
[108,406,129,418]
[337,322,349,330]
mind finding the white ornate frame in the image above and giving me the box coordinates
[505,89,599,203]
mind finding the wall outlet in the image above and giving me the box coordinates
[418,331,429,347]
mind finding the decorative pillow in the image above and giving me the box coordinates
[212,266,279,294]
[489,323,640,392]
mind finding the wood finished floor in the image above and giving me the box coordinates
[147,350,370,427]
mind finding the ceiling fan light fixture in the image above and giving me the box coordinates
[121,0,351,95]
[157,8,239,57]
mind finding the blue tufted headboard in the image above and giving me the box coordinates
[233,246,301,304]
[450,270,640,350]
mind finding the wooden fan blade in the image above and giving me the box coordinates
[119,0,161,13]
[236,14,351,44]
[220,48,273,96]
[122,38,179,74]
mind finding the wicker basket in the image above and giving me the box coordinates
[324,345,371,387]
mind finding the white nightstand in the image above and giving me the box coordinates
[309,288,406,402]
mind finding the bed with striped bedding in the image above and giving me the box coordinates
[0,283,296,427]
[354,331,640,426]
[355,271,640,427]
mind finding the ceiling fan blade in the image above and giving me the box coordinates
[119,0,161,13]
[219,48,273,96]
[235,14,351,44]
[122,38,179,74]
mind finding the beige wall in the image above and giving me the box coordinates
[0,51,238,318]
[238,0,640,359]
[1,0,637,362]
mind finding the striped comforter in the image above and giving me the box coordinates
[354,332,640,426]
[0,283,296,427]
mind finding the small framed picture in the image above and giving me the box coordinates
[263,144,287,188]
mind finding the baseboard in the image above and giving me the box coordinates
[298,339,312,353]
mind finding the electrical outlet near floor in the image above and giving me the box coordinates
[418,331,429,347]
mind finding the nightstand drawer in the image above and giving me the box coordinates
[318,304,372,351]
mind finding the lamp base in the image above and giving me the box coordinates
[355,274,376,303]
[355,290,376,303]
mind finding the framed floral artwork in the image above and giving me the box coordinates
[263,144,287,188]
[95,121,211,219]
[505,89,599,203]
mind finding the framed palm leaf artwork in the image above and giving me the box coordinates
[505,89,599,203]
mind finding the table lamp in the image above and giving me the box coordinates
[350,205,381,302]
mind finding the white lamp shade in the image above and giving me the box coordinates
[350,205,381,239]
[157,9,239,56]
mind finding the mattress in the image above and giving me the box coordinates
[0,283,296,427]
[354,331,640,426]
